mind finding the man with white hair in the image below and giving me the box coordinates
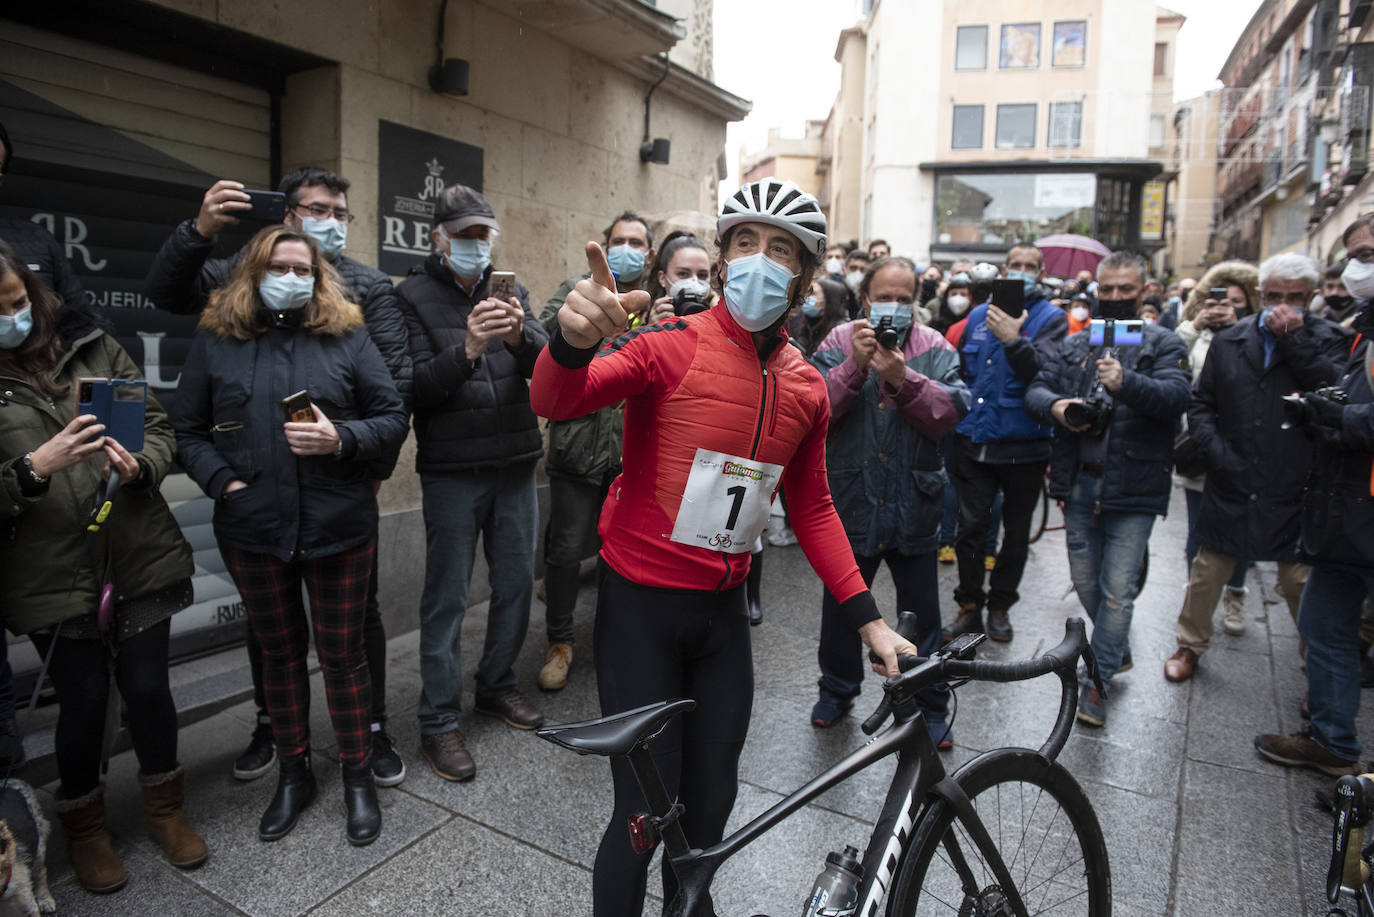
[1164,252,1351,683]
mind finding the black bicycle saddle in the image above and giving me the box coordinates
[535,699,697,757]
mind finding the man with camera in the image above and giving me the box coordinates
[143,167,413,788]
[807,256,970,732]
[1164,253,1351,683]
[1254,303,1374,775]
[533,213,654,691]
[945,242,1068,643]
[1026,252,1191,727]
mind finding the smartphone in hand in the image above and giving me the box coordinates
[244,190,286,222]
[489,271,516,303]
[990,278,1026,319]
[281,390,313,423]
[77,378,147,452]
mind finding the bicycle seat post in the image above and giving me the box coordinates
[626,743,692,859]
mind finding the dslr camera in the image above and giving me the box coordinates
[1281,385,1349,430]
[672,284,711,316]
[1064,319,1146,437]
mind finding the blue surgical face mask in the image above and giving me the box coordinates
[801,296,820,318]
[259,272,315,311]
[445,236,492,279]
[0,304,33,350]
[301,216,347,260]
[1006,269,1037,297]
[722,252,799,332]
[606,244,646,283]
[868,301,913,332]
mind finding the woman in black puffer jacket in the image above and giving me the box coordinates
[172,225,407,847]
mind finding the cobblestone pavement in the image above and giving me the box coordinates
[34,485,1368,915]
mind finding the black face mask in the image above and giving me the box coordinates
[1095,297,1139,321]
[1325,294,1354,314]
[920,278,940,302]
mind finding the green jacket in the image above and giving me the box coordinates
[0,329,193,635]
[540,275,624,483]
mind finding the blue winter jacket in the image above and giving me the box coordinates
[956,296,1067,463]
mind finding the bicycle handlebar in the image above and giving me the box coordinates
[863,618,1093,761]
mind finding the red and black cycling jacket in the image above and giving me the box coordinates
[530,302,879,629]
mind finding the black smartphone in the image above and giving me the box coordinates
[990,278,1025,318]
[1208,287,1229,303]
[244,189,285,222]
[281,390,313,423]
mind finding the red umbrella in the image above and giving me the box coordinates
[1034,234,1113,279]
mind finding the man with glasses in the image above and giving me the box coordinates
[1164,252,1351,683]
[145,168,413,788]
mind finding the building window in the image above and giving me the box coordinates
[1000,23,1041,69]
[1149,114,1166,147]
[996,103,1037,149]
[1049,101,1082,148]
[1052,21,1086,68]
[956,25,988,70]
[934,172,1095,245]
[952,105,984,148]
[1154,42,1168,76]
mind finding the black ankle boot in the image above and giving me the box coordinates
[341,760,381,846]
[258,753,316,841]
[747,551,763,626]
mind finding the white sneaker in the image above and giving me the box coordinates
[767,526,798,547]
[1222,586,1247,636]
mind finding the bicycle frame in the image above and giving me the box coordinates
[630,706,1040,917]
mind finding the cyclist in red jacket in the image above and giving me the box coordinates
[530,178,915,917]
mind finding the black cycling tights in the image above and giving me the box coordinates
[592,565,753,917]
[31,619,178,799]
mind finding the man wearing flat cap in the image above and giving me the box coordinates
[396,184,549,782]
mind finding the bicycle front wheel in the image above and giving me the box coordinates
[887,749,1110,916]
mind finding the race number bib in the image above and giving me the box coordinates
[670,448,783,554]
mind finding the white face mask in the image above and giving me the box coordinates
[1069,305,1090,322]
[946,294,970,316]
[845,270,864,292]
[824,257,844,275]
[1341,258,1374,300]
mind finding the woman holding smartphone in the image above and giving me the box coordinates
[172,225,407,846]
[0,241,204,895]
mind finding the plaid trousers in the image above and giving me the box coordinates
[221,541,375,767]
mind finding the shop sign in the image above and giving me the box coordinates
[377,120,483,275]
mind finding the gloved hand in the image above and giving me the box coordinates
[1305,391,1347,443]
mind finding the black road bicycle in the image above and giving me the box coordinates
[537,617,1112,916]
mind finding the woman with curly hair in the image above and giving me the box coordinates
[172,225,407,846]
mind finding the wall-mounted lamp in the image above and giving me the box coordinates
[428,0,470,96]
[640,54,671,164]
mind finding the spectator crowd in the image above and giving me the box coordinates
[0,115,1371,916]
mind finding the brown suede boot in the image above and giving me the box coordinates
[54,787,126,893]
[139,766,208,869]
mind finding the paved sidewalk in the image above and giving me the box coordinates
[31,485,1368,915]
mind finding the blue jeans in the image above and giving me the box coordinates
[1299,564,1374,761]
[1063,474,1156,685]
[817,549,948,722]
[417,464,538,735]
[1183,488,1247,587]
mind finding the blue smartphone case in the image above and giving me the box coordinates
[77,379,147,453]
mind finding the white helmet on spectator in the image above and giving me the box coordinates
[718,179,827,260]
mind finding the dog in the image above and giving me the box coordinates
[0,781,54,916]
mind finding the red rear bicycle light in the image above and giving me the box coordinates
[627,813,657,855]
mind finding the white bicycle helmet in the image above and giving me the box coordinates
[718,178,827,259]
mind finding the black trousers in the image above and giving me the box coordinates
[591,565,753,917]
[952,439,1045,614]
[248,546,387,725]
[32,619,178,798]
